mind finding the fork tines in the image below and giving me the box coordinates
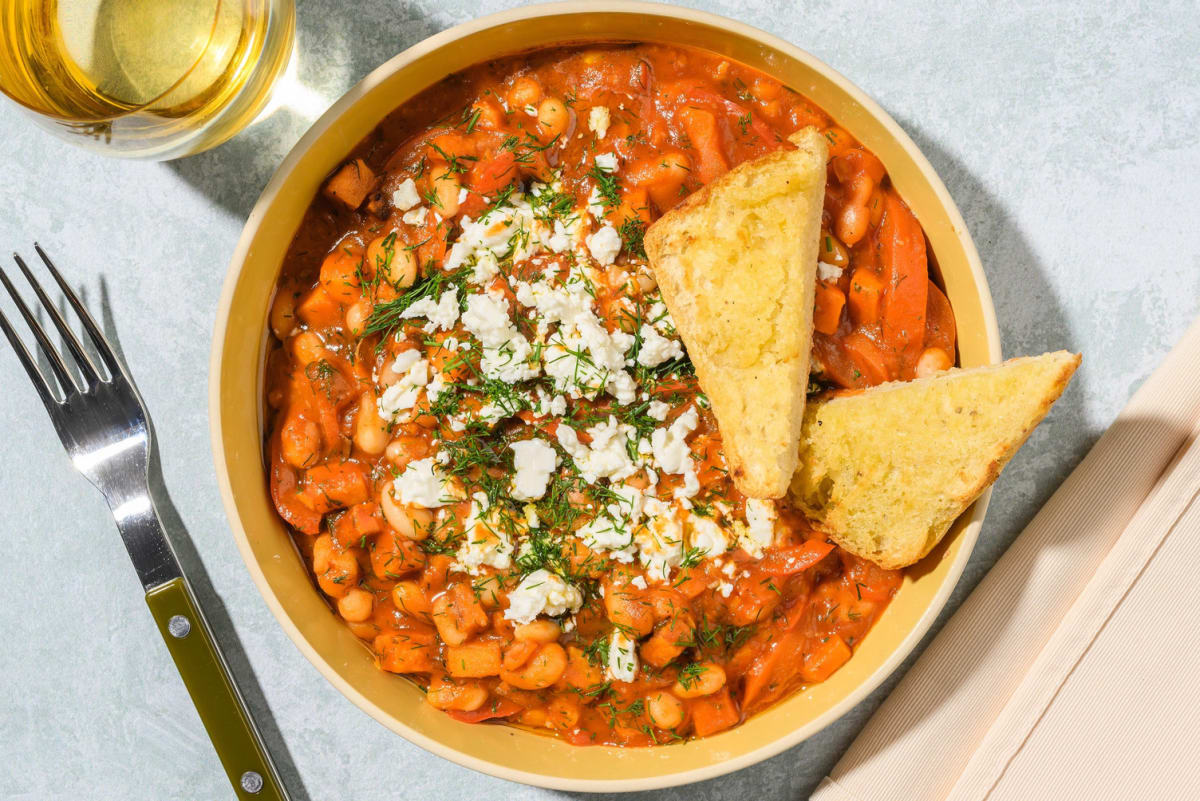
[0,245,120,405]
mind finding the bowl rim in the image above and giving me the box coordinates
[210,0,1001,791]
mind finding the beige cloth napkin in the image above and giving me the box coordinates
[813,317,1200,801]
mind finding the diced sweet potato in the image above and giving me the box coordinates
[295,286,343,329]
[690,687,740,736]
[324,158,376,210]
[446,640,502,678]
[376,629,437,674]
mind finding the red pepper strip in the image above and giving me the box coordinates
[758,540,836,576]
[445,697,523,723]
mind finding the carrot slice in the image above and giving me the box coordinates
[847,267,884,326]
[842,331,893,386]
[615,185,652,226]
[467,151,518,195]
[424,131,476,161]
[924,282,957,357]
[741,629,806,712]
[299,461,370,514]
[690,687,740,737]
[800,635,853,683]
[679,107,728,184]
[878,191,928,365]
[813,284,846,335]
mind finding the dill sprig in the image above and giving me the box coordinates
[362,266,469,341]
[618,217,647,258]
[587,163,622,210]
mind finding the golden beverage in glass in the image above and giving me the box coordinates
[0,0,295,159]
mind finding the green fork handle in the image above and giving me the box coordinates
[145,578,288,801]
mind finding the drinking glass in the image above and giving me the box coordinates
[0,0,295,159]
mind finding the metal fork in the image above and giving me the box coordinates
[0,245,288,801]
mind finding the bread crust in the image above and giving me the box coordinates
[645,128,828,499]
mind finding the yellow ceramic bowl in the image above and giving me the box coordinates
[210,1,1000,790]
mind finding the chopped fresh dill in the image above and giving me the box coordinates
[618,216,647,258]
[587,163,621,210]
[362,266,469,341]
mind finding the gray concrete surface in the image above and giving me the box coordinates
[1,1,1197,799]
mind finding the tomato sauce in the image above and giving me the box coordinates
[264,43,945,746]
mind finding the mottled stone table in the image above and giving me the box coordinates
[1,1,1197,799]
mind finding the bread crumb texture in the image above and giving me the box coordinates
[790,351,1081,568]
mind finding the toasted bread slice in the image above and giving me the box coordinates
[644,127,828,499]
[790,351,1081,569]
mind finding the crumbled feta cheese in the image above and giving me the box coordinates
[606,627,638,683]
[399,288,460,332]
[504,569,584,624]
[587,186,607,219]
[544,219,574,253]
[586,224,622,266]
[533,388,569,418]
[510,438,559,501]
[516,273,637,404]
[390,349,422,373]
[817,261,844,282]
[391,178,421,210]
[593,152,619,173]
[392,458,454,508]
[556,417,640,484]
[445,192,556,277]
[452,492,514,575]
[576,483,643,562]
[741,498,777,558]
[631,575,647,590]
[461,291,540,383]
[647,400,670,421]
[718,581,734,598]
[689,515,729,558]
[477,401,516,427]
[635,497,684,582]
[402,206,427,225]
[425,371,446,402]
[377,355,430,419]
[588,105,611,139]
[457,186,469,204]
[636,323,684,367]
[650,406,700,499]
[645,300,679,338]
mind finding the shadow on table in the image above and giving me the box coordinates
[93,277,312,801]
[165,3,445,221]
